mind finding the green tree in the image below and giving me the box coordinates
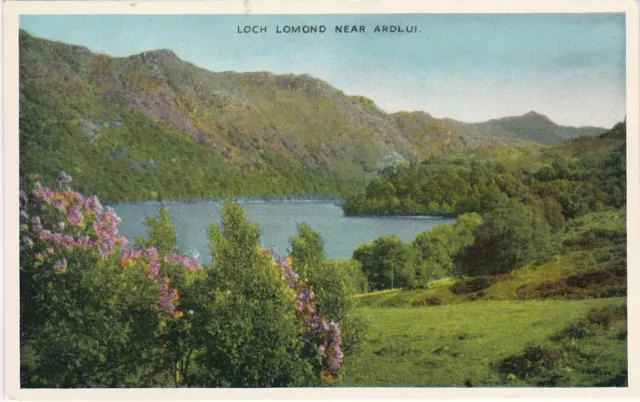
[412,213,482,286]
[353,235,418,290]
[290,225,369,357]
[193,200,316,387]
[135,207,178,257]
[454,199,552,276]
[289,222,325,279]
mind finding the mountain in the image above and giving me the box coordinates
[550,120,626,159]
[18,30,607,202]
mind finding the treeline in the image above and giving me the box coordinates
[353,213,481,290]
[342,122,626,227]
[20,175,367,388]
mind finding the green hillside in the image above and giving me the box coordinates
[19,30,606,202]
[343,122,626,216]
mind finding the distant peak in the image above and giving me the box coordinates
[137,49,179,61]
[522,110,551,120]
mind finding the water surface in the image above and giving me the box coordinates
[112,200,455,264]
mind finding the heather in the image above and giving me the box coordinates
[20,174,362,387]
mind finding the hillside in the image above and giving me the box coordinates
[550,121,626,159]
[19,30,606,202]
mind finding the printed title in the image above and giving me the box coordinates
[237,25,420,34]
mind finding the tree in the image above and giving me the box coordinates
[135,207,178,257]
[454,199,551,276]
[353,235,418,290]
[412,213,482,286]
[290,222,325,280]
[290,225,369,357]
[194,200,316,387]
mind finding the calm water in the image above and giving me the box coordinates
[111,200,455,264]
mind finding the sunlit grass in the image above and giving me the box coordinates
[342,297,626,387]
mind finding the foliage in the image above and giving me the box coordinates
[353,236,420,290]
[343,123,626,224]
[135,207,178,257]
[412,213,482,284]
[20,174,190,387]
[354,208,625,309]
[191,202,316,387]
[353,213,482,291]
[495,302,627,386]
[20,176,350,388]
[454,199,552,276]
[290,222,325,280]
[289,224,369,358]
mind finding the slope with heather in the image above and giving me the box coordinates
[19,30,606,202]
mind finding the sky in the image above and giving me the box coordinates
[20,14,626,128]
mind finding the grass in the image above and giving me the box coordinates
[341,297,626,387]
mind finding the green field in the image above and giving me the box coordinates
[342,297,627,387]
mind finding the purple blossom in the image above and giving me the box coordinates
[269,248,344,380]
[165,253,201,272]
[23,180,187,319]
[67,205,83,227]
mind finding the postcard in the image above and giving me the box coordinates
[3,0,639,400]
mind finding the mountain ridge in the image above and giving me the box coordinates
[18,29,608,201]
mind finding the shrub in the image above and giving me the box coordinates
[586,304,626,327]
[563,228,626,249]
[497,344,568,380]
[20,174,196,387]
[558,321,592,340]
[455,199,552,276]
[290,223,369,365]
[411,297,443,307]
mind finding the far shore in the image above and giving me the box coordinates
[103,196,457,219]
[104,194,344,207]
[343,212,458,219]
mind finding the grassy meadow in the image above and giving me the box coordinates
[343,298,626,387]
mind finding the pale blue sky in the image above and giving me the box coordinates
[21,14,625,128]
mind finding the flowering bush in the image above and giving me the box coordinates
[20,173,347,387]
[261,248,343,381]
[21,172,199,318]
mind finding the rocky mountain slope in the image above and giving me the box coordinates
[19,30,606,201]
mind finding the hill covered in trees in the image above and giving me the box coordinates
[19,29,605,202]
[342,122,626,218]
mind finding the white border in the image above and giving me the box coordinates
[3,1,639,400]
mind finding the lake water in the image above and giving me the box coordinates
[111,200,455,264]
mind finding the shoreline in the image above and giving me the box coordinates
[104,194,345,207]
[103,196,457,219]
[343,212,458,219]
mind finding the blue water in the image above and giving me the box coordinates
[111,200,455,264]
